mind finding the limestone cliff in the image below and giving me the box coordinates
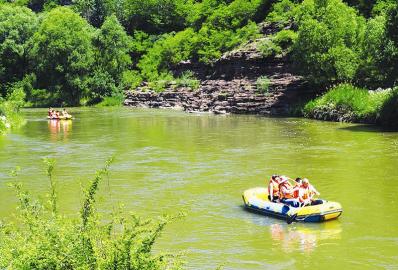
[124,23,312,115]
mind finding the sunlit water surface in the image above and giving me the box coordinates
[1,108,398,270]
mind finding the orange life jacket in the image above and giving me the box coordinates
[293,183,300,198]
[279,182,294,199]
[268,178,279,197]
[298,186,311,202]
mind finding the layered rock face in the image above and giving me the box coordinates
[124,23,311,115]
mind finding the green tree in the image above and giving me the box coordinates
[0,4,38,96]
[72,0,110,27]
[89,15,132,101]
[122,0,191,34]
[95,15,131,82]
[30,7,95,106]
[358,4,398,87]
[292,0,365,86]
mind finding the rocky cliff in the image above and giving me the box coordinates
[124,23,312,115]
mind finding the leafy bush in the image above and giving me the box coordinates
[303,83,389,122]
[95,93,125,107]
[148,73,174,92]
[266,0,298,26]
[0,87,26,133]
[175,70,200,90]
[122,70,143,90]
[379,87,398,129]
[138,29,197,82]
[272,29,298,52]
[259,38,282,58]
[256,76,271,93]
[0,158,183,269]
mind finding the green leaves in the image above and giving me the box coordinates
[0,158,183,269]
[0,4,38,95]
[303,83,390,122]
[30,7,95,106]
[292,0,365,85]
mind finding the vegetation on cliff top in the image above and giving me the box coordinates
[0,158,183,269]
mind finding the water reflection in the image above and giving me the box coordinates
[48,119,72,141]
[269,222,342,254]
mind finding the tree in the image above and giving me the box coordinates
[72,0,110,27]
[358,4,398,87]
[30,7,95,105]
[89,15,132,100]
[0,4,38,96]
[292,0,366,86]
[122,0,191,34]
[95,15,131,81]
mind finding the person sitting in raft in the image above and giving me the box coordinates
[48,107,53,117]
[50,110,57,119]
[268,174,280,202]
[298,178,323,206]
[292,177,302,198]
[279,176,300,207]
[61,108,70,118]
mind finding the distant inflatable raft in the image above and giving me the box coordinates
[242,187,342,222]
[47,115,73,120]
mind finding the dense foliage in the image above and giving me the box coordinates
[0,0,397,126]
[0,158,183,269]
[0,88,26,133]
[0,0,269,106]
[303,84,389,122]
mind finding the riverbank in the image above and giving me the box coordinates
[124,82,398,129]
[123,21,398,129]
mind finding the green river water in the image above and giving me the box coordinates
[1,108,398,270]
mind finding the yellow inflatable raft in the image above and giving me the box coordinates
[47,115,73,120]
[242,187,342,223]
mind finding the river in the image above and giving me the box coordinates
[0,108,398,269]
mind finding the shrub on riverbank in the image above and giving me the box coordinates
[303,84,389,122]
[95,94,125,107]
[175,71,200,91]
[0,88,26,134]
[0,158,183,269]
[379,87,398,129]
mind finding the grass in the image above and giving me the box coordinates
[303,83,390,122]
[256,76,271,94]
[0,157,184,269]
[95,94,125,107]
[175,71,200,91]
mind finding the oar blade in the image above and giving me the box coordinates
[286,213,298,224]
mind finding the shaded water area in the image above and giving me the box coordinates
[1,108,398,269]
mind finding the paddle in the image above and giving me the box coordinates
[286,213,298,224]
[286,203,304,224]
